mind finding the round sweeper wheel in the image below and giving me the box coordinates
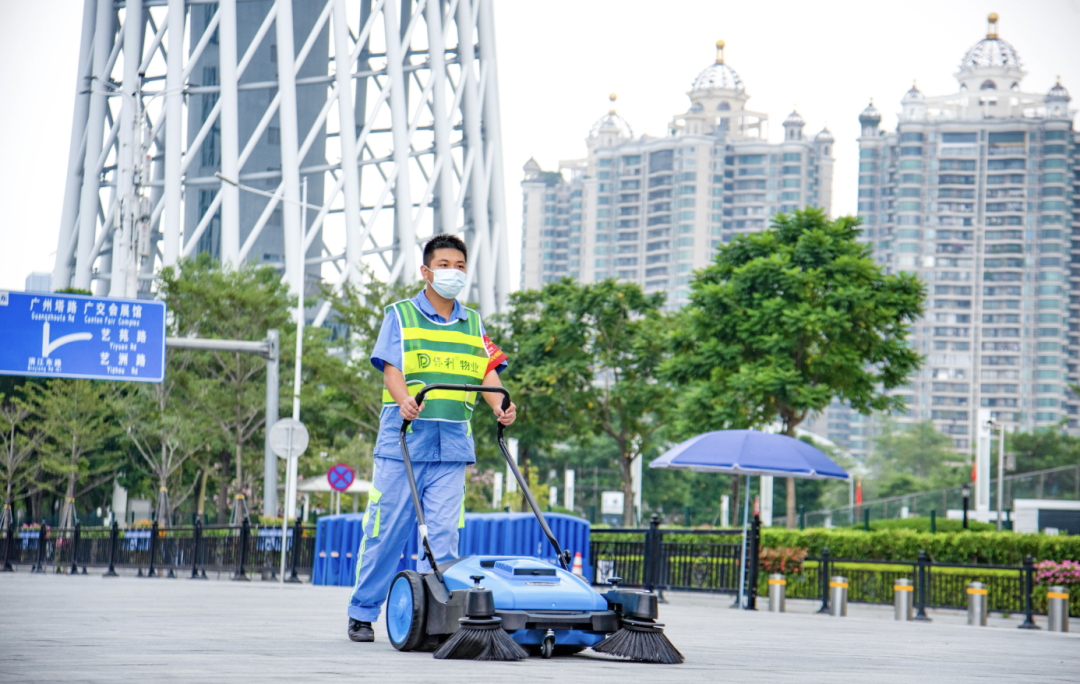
[387,570,427,651]
[541,634,555,659]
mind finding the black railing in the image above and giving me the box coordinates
[588,524,1076,618]
[590,514,758,601]
[0,519,317,580]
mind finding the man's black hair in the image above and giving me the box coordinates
[423,234,468,267]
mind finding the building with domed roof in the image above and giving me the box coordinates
[519,41,833,305]
[816,13,1079,465]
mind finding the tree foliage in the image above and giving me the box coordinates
[21,379,120,527]
[664,208,925,525]
[866,420,966,499]
[0,393,44,523]
[491,278,668,524]
[159,254,293,521]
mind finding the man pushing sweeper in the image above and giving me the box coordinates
[347,235,514,642]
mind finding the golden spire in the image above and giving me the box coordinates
[608,93,617,115]
[987,12,999,38]
[715,40,725,63]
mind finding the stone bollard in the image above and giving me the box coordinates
[829,576,848,617]
[894,578,913,621]
[768,574,786,613]
[966,581,988,626]
[1047,586,1069,633]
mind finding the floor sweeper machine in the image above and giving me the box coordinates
[386,384,683,663]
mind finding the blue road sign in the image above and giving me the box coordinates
[0,290,166,383]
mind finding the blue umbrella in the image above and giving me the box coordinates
[650,429,849,609]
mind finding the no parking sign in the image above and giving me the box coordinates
[328,463,355,492]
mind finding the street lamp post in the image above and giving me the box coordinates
[961,483,971,530]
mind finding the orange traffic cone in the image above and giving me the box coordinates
[571,551,584,577]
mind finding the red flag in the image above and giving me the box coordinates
[971,461,977,483]
[483,334,507,376]
[855,479,863,506]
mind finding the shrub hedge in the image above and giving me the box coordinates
[760,528,1080,565]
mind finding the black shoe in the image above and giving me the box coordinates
[348,619,374,642]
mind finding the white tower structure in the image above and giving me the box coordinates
[52,0,511,316]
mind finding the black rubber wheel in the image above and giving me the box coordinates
[541,635,555,659]
[386,570,427,651]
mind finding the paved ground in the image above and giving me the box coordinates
[1,571,1076,683]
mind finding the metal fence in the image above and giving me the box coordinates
[590,516,759,601]
[1,519,317,580]
[590,519,1076,618]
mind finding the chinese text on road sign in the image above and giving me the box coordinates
[0,291,166,383]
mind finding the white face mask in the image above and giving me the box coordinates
[427,267,467,299]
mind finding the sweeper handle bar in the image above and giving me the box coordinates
[400,384,571,572]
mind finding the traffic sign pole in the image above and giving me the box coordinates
[269,418,308,585]
[281,428,293,584]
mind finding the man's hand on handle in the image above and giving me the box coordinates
[399,396,425,421]
[494,401,516,426]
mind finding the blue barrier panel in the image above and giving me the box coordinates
[313,512,591,586]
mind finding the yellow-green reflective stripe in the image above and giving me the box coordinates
[459,490,466,529]
[382,381,426,405]
[401,327,484,347]
[363,486,382,537]
[353,534,368,588]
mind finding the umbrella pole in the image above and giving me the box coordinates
[737,474,750,610]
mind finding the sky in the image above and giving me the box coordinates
[2,0,1079,292]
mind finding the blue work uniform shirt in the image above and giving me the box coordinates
[370,289,507,463]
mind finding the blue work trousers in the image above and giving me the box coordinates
[347,457,465,622]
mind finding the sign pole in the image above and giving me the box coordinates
[284,178,307,526]
[280,428,293,584]
[269,418,307,586]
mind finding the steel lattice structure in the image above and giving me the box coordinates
[52,0,511,317]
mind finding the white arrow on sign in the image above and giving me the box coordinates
[42,322,92,358]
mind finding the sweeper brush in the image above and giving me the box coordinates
[433,619,529,661]
[433,576,528,661]
[592,618,684,664]
[390,384,684,663]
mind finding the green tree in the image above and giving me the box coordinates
[496,279,668,524]
[664,208,925,528]
[312,274,417,437]
[578,280,669,526]
[160,254,293,522]
[0,393,44,527]
[867,420,964,499]
[23,379,120,528]
[120,362,210,526]
[486,279,595,511]
[1006,428,1080,474]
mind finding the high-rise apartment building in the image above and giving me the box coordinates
[827,14,1077,455]
[520,41,833,307]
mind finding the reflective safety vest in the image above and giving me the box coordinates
[381,299,490,422]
